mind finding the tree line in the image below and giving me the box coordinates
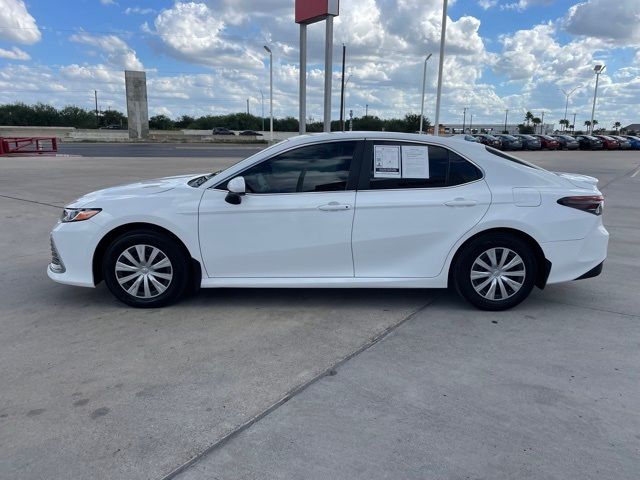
[0,102,429,133]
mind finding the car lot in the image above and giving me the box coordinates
[1,148,639,479]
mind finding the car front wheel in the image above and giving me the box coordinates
[102,231,189,308]
[453,233,538,311]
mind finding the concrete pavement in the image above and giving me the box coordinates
[0,149,639,479]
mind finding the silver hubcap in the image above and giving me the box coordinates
[115,245,173,299]
[470,247,526,301]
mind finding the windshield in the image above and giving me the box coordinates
[485,146,544,170]
[501,135,517,140]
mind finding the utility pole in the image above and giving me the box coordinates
[561,86,579,131]
[339,44,346,132]
[323,15,334,132]
[365,104,368,117]
[94,90,99,128]
[260,90,265,133]
[590,64,605,134]
[264,45,273,141]
[462,107,467,133]
[504,109,509,133]
[433,0,448,136]
[246,98,249,115]
[419,53,432,134]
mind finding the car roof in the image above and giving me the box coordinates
[281,131,475,149]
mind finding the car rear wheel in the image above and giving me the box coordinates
[102,231,189,308]
[453,233,538,311]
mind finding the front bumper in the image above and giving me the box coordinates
[47,219,102,288]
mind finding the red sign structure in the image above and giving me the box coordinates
[296,0,339,25]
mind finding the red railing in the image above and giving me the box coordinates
[0,137,58,155]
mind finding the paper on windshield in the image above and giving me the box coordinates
[374,145,401,178]
[401,145,430,179]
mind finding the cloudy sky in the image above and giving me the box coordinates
[0,0,639,128]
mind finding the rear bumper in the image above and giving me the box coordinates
[575,262,603,280]
[542,224,609,284]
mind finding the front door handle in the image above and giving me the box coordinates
[318,202,351,211]
[445,198,478,207]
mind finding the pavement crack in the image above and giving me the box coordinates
[157,292,444,480]
[540,297,640,319]
[0,194,62,209]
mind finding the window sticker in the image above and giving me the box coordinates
[373,145,401,178]
[401,145,430,179]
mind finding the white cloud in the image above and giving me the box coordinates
[124,7,155,15]
[502,0,554,11]
[0,0,41,44]
[70,32,144,70]
[564,0,640,45]
[478,0,497,9]
[0,46,30,60]
[100,0,117,5]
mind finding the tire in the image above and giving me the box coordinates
[102,230,190,308]
[452,233,538,311]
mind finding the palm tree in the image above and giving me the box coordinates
[613,121,621,133]
[524,111,534,126]
[584,120,591,129]
[532,117,542,133]
[559,119,569,131]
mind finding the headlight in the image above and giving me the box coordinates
[61,208,101,223]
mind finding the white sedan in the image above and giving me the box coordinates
[48,132,608,310]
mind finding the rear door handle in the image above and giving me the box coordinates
[445,198,478,207]
[318,202,351,211]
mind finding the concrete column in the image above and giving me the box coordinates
[125,70,149,140]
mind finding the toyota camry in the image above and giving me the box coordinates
[48,132,608,311]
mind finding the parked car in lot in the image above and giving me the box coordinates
[212,127,235,135]
[239,130,263,136]
[551,135,579,150]
[609,135,631,150]
[493,134,523,151]
[575,135,604,150]
[48,132,608,311]
[622,135,640,149]
[473,134,501,148]
[450,134,480,143]
[533,135,560,150]
[512,134,542,150]
[594,135,620,150]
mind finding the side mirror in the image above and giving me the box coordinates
[225,176,246,205]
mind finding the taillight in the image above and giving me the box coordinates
[557,195,604,215]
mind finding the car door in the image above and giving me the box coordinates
[352,140,491,278]
[198,140,363,278]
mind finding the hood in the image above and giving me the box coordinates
[67,173,204,207]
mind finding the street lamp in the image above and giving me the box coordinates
[342,74,352,132]
[433,0,448,136]
[419,53,433,134]
[260,89,265,133]
[264,45,273,141]
[590,64,605,134]
[560,86,579,131]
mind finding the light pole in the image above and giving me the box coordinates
[561,86,579,131]
[260,90,265,133]
[264,46,273,141]
[419,53,433,134]
[433,0,448,136]
[342,74,351,132]
[469,113,473,133]
[462,107,467,133]
[504,109,509,133]
[590,64,605,134]
[572,113,577,134]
